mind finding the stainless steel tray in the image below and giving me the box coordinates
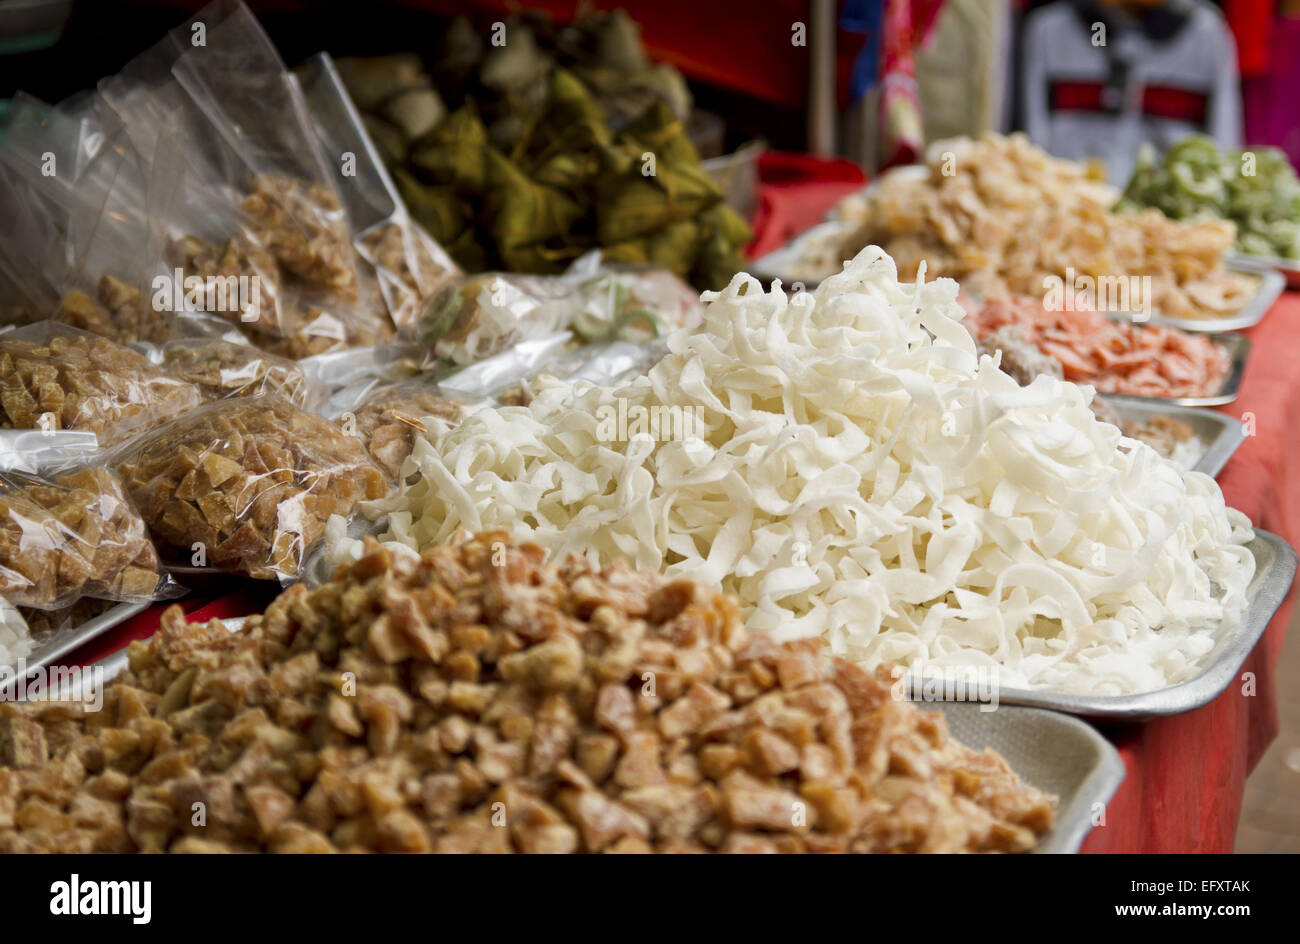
[81,615,1114,854]
[1103,396,1245,476]
[934,702,1124,854]
[749,219,848,289]
[1226,251,1300,290]
[971,529,1297,722]
[1122,332,1248,407]
[0,600,148,699]
[1148,256,1285,333]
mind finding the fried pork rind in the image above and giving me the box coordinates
[155,338,322,409]
[0,532,1053,853]
[111,395,386,581]
[837,133,1258,322]
[0,321,202,446]
[340,383,477,481]
[0,466,171,609]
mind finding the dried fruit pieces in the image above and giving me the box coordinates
[341,385,475,480]
[53,274,171,345]
[0,466,167,609]
[156,339,319,408]
[112,395,385,580]
[0,323,202,446]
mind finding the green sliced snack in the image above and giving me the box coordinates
[1118,135,1300,261]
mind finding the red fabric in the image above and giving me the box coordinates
[1140,85,1211,125]
[746,150,868,258]
[1080,293,1300,853]
[57,165,1300,855]
[1225,0,1276,79]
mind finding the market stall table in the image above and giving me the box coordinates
[61,155,1300,854]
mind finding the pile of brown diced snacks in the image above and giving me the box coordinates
[0,467,164,609]
[113,395,386,580]
[0,531,1053,853]
[0,329,201,446]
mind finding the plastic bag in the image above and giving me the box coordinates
[416,252,703,365]
[137,337,324,409]
[563,251,704,340]
[435,331,574,400]
[498,338,668,406]
[0,94,175,344]
[417,272,578,365]
[110,394,386,581]
[299,341,433,417]
[0,321,203,446]
[98,0,385,357]
[333,380,485,481]
[0,464,178,610]
[0,164,68,328]
[0,430,100,474]
[296,52,460,339]
[16,597,118,641]
[169,3,387,355]
[0,597,35,669]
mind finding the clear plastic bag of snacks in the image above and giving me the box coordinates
[297,52,460,339]
[110,394,386,581]
[0,464,178,610]
[0,321,202,446]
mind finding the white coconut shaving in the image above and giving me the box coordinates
[327,247,1257,695]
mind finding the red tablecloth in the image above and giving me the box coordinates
[65,153,1300,854]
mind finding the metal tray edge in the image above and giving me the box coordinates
[987,530,1297,721]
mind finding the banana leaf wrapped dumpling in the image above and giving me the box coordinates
[483,149,586,273]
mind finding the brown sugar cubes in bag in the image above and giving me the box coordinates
[112,395,386,580]
[0,322,201,446]
[0,466,170,609]
[155,338,322,409]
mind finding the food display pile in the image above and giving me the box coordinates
[0,533,1053,853]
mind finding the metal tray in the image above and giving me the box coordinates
[1103,396,1245,476]
[965,529,1297,722]
[749,219,850,289]
[934,702,1124,854]
[1109,332,1248,407]
[1148,256,1285,333]
[0,600,147,699]
[1227,251,1300,290]
[80,615,1115,854]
